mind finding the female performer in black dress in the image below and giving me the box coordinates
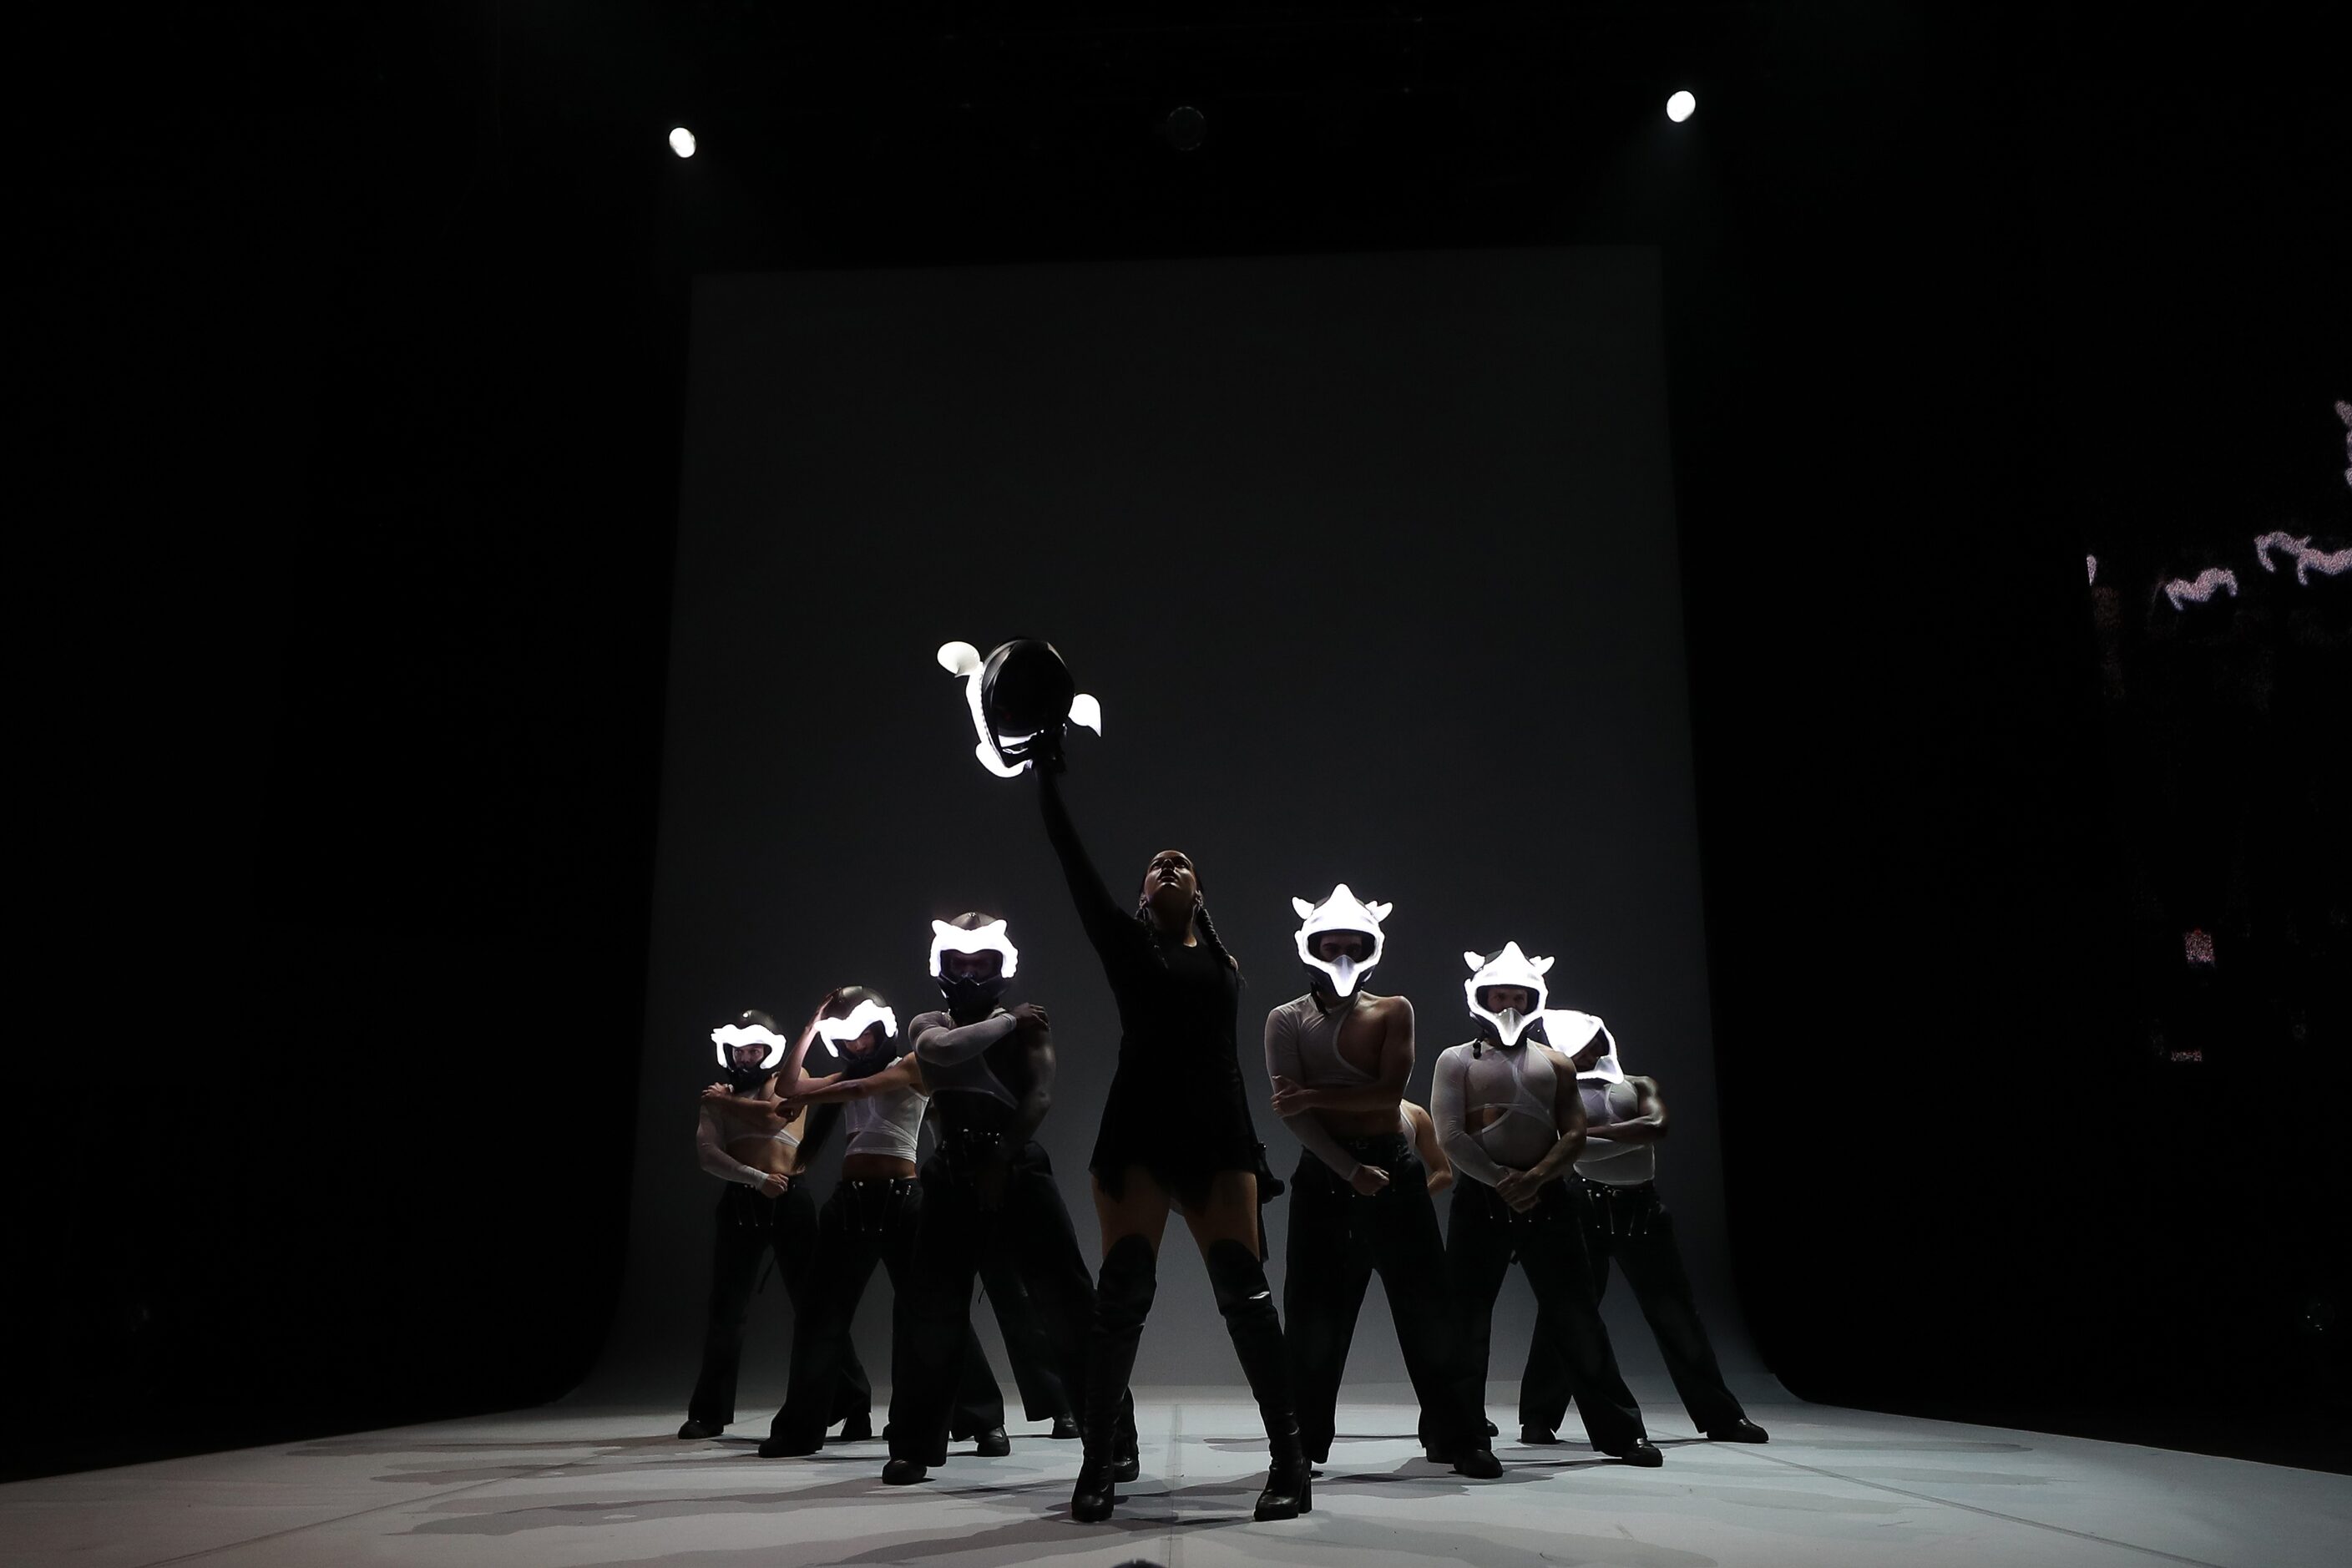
[1037,756,1309,1524]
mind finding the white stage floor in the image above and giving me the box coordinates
[8,1388,2347,1568]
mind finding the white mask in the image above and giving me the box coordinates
[1291,883,1393,999]
[1462,942,1554,1048]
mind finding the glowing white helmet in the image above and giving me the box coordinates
[1463,942,1553,1048]
[815,994,899,1050]
[1545,1009,1624,1084]
[938,640,1103,777]
[929,915,1020,1010]
[711,1017,792,1073]
[1291,883,1392,998]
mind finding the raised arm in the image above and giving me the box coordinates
[1431,1049,1510,1188]
[912,1010,1019,1066]
[1037,767,1137,961]
[771,1000,834,1099]
[1264,1007,1366,1183]
[1585,1075,1670,1144]
[696,1105,785,1192]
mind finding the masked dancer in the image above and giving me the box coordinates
[679,1009,872,1441]
[1036,754,1310,1523]
[1264,886,1500,1478]
[1433,944,1662,1466]
[1517,1016,1767,1446]
[755,989,1008,1459]
[880,913,1138,1484]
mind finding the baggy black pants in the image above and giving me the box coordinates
[1520,1180,1747,1434]
[767,1177,1003,1451]
[1282,1137,1488,1459]
[686,1183,870,1429]
[1445,1176,1646,1453]
[889,1143,1098,1463]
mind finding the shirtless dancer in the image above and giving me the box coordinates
[1265,886,1500,1477]
[755,989,1007,1459]
[1432,944,1662,1466]
[1518,1016,1767,1445]
[679,1009,870,1440]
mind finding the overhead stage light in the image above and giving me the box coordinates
[1667,91,1697,124]
[669,126,697,159]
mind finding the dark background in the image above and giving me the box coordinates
[14,0,2347,1481]
[590,248,1744,1400]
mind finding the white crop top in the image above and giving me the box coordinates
[843,1071,929,1161]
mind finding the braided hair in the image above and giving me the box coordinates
[1134,872,1243,983]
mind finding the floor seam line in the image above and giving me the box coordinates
[1712,1444,2235,1568]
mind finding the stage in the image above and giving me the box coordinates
[8,1387,2345,1568]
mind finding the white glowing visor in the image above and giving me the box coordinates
[1545,1009,1624,1084]
[929,918,1020,981]
[1291,883,1392,998]
[711,1023,792,1073]
[1462,942,1553,1047]
[937,640,1103,778]
[814,998,899,1048]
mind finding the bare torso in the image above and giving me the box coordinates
[707,1087,813,1180]
[1323,993,1409,1137]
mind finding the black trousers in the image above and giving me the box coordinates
[1521,1180,1747,1434]
[767,1177,1003,1450]
[1282,1138,1488,1457]
[685,1183,870,1428]
[1446,1177,1646,1453]
[889,1142,1102,1461]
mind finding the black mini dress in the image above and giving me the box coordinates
[1039,771,1262,1209]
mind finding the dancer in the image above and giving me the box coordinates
[1433,944,1662,1466]
[1036,751,1311,1523]
[881,912,1136,1485]
[679,1009,872,1441]
[755,989,1008,1459]
[1264,886,1500,1477]
[1518,1019,1768,1444]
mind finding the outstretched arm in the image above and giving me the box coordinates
[913,1010,1020,1066]
[1431,1050,1510,1188]
[787,1054,925,1107]
[1037,767,1137,961]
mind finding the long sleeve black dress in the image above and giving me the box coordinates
[1039,770,1262,1207]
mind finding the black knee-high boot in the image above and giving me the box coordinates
[1072,1235,1156,1524]
[1204,1239,1310,1521]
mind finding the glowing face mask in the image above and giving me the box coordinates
[1544,1010,1624,1084]
[1291,883,1392,998]
[1463,942,1554,1048]
[930,918,1020,1009]
[711,1023,791,1073]
[938,640,1102,776]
